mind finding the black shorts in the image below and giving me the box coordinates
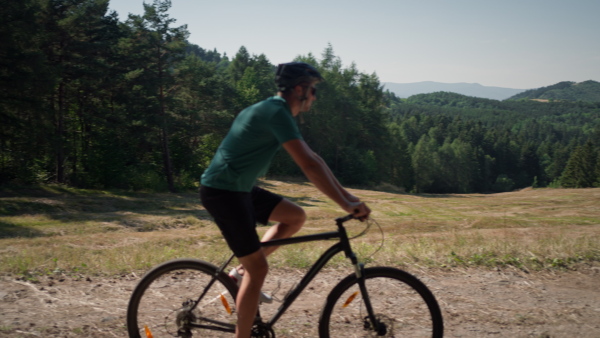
[199,185,283,257]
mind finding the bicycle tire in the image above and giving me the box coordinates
[318,267,443,337]
[127,259,238,338]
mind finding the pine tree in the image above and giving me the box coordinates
[412,135,438,193]
[0,0,53,183]
[121,0,189,192]
[227,46,251,86]
[560,141,597,188]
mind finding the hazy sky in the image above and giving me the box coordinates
[108,0,599,90]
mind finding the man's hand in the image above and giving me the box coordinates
[347,201,371,221]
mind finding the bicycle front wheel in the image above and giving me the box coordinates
[319,267,443,337]
[127,259,238,338]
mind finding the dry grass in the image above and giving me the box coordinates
[1,181,599,277]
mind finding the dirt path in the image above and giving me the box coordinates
[1,266,599,337]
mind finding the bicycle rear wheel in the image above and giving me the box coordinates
[319,267,443,337]
[127,259,238,338]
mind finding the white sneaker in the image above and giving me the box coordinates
[229,267,273,304]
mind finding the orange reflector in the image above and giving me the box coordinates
[220,293,232,314]
[144,325,154,338]
[342,291,359,308]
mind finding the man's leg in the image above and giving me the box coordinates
[233,198,305,275]
[260,198,306,257]
[232,198,305,309]
[236,249,268,338]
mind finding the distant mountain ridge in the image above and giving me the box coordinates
[383,81,527,100]
[506,80,600,102]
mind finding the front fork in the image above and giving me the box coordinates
[353,260,385,335]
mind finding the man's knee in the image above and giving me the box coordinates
[239,250,269,277]
[291,205,306,227]
[271,199,306,229]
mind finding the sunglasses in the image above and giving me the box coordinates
[303,86,317,97]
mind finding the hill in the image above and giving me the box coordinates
[507,80,600,102]
[383,81,527,100]
[397,91,600,129]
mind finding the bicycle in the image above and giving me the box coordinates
[127,214,444,337]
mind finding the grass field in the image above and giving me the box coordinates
[1,180,599,278]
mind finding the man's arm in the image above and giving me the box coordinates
[312,152,360,202]
[282,139,370,219]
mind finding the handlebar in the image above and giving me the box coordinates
[335,214,356,224]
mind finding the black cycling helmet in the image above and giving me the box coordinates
[275,62,324,92]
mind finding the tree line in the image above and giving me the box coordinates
[2,0,599,193]
[385,92,600,192]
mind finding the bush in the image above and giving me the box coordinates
[492,174,515,192]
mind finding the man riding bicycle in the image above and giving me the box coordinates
[200,61,371,338]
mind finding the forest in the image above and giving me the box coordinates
[2,0,600,194]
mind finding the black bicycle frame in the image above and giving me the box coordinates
[190,215,380,333]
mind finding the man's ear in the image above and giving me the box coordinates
[292,84,301,95]
[294,84,307,100]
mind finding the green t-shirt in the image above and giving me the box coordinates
[200,96,303,192]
